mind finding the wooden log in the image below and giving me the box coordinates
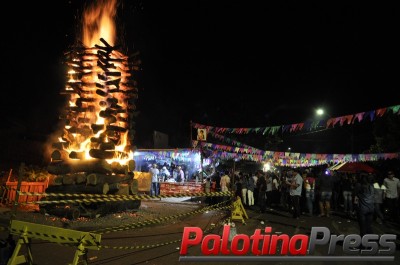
[60,173,85,184]
[107,97,118,104]
[128,160,136,172]
[47,160,113,175]
[96,89,108,97]
[99,109,116,118]
[89,149,129,160]
[51,150,70,161]
[45,183,109,194]
[86,173,105,185]
[90,135,106,143]
[106,78,121,86]
[99,101,108,107]
[105,115,117,124]
[110,162,129,174]
[67,126,93,136]
[77,117,91,123]
[75,173,87,184]
[108,183,120,193]
[129,179,139,195]
[106,71,121,76]
[91,124,104,133]
[69,151,85,160]
[49,175,63,186]
[97,74,108,81]
[106,125,128,132]
[97,58,116,69]
[86,173,131,185]
[99,142,115,150]
[65,119,79,127]
[89,149,113,159]
[66,106,95,113]
[62,174,76,185]
[116,184,129,195]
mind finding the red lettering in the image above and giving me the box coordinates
[231,234,250,255]
[220,225,231,254]
[201,234,220,255]
[288,235,309,255]
[180,227,203,255]
[250,229,263,255]
[180,226,311,257]
[270,234,290,254]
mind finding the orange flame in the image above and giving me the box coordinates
[58,0,133,165]
[82,0,117,47]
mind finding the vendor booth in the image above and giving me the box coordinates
[133,148,205,194]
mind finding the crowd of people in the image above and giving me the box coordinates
[205,167,400,233]
[148,163,187,196]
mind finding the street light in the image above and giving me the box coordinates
[316,108,324,116]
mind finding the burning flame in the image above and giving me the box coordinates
[83,0,117,48]
[56,0,134,166]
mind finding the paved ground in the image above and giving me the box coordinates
[1,198,400,265]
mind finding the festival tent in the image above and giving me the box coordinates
[328,162,375,173]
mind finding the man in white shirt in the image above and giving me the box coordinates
[149,164,160,196]
[160,166,171,182]
[287,169,303,219]
[383,171,400,221]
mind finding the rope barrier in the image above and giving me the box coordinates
[99,213,231,250]
[91,199,233,234]
[18,191,233,205]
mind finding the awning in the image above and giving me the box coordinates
[328,162,375,173]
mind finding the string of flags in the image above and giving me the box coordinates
[191,104,400,166]
[193,140,399,167]
[192,104,400,135]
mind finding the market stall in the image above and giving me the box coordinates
[134,148,205,194]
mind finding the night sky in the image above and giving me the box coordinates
[1,0,398,166]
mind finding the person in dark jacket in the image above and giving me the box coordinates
[354,173,375,237]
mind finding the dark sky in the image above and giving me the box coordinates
[1,0,398,159]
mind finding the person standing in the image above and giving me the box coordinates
[220,171,231,192]
[315,170,333,217]
[257,173,267,213]
[204,177,212,205]
[241,174,248,206]
[383,170,400,222]
[177,166,185,183]
[287,169,303,219]
[265,174,273,208]
[354,173,375,237]
[304,172,315,216]
[160,166,170,182]
[149,164,160,196]
[373,175,386,224]
[247,174,256,207]
[253,172,259,205]
[342,174,354,217]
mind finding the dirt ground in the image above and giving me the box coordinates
[0,198,203,232]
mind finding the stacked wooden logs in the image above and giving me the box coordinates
[47,38,141,197]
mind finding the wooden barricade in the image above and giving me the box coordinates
[160,182,204,195]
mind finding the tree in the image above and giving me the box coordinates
[369,114,400,153]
